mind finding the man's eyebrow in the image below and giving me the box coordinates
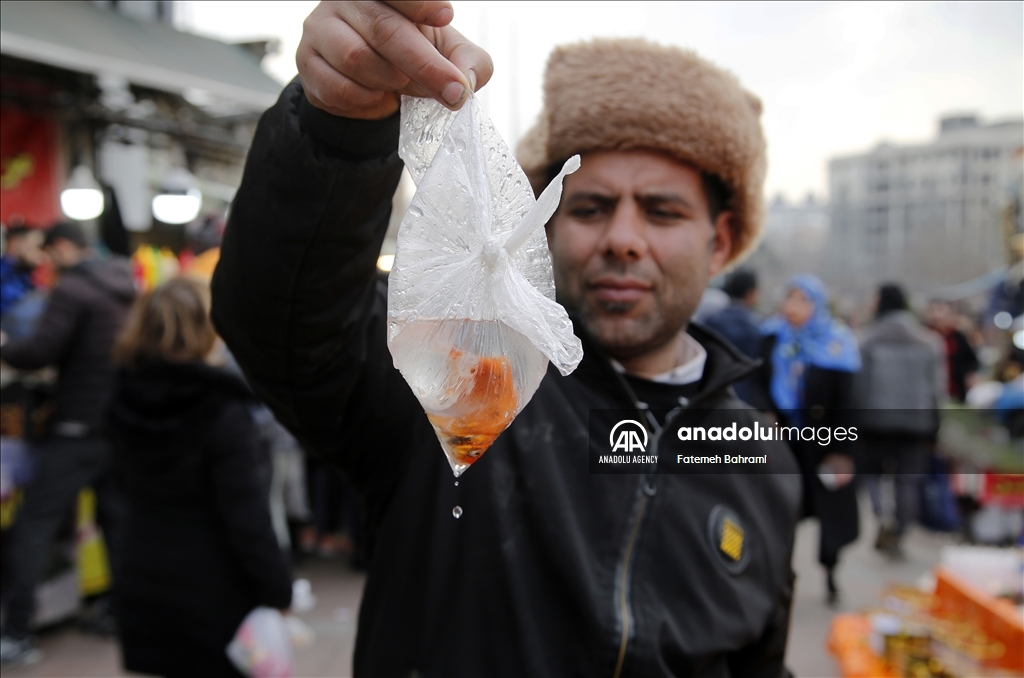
[564,191,619,204]
[635,193,699,211]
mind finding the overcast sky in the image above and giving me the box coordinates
[176,1,1023,202]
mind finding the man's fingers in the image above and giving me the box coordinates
[397,81,431,99]
[433,25,494,92]
[312,16,411,92]
[345,2,470,108]
[299,49,396,118]
[299,1,492,117]
[383,1,453,27]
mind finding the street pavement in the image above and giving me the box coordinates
[2,557,367,678]
[5,492,958,677]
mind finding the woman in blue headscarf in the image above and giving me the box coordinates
[758,274,861,606]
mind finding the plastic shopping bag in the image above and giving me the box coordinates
[76,488,110,596]
[390,95,583,476]
[226,607,292,678]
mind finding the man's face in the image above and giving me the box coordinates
[43,239,83,272]
[744,287,760,309]
[7,231,44,268]
[547,149,733,361]
[926,302,952,331]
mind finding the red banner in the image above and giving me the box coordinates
[1,106,61,227]
[982,473,1024,507]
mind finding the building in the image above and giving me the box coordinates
[1,0,282,250]
[739,193,830,309]
[826,114,1024,296]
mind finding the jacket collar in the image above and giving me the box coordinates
[570,314,761,410]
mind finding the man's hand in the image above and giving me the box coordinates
[820,453,855,489]
[297,1,493,120]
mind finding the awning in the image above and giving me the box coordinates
[0,0,282,112]
[933,266,1009,301]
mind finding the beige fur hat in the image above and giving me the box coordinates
[516,38,767,266]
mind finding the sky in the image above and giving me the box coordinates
[175,1,1023,202]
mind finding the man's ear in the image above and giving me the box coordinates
[708,211,734,277]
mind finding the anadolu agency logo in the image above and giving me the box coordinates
[610,420,649,453]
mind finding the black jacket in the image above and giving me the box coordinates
[212,80,801,678]
[3,257,135,434]
[702,303,762,406]
[108,360,292,677]
[756,335,859,566]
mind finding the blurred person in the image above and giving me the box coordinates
[758,274,861,606]
[856,284,944,559]
[248,377,314,556]
[0,224,44,317]
[108,277,292,677]
[0,222,134,667]
[211,3,802,676]
[185,247,312,556]
[691,285,730,323]
[986,233,1024,322]
[703,268,763,406]
[993,370,1024,438]
[925,300,979,402]
[264,418,312,552]
[299,458,363,563]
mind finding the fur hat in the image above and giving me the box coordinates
[516,38,767,266]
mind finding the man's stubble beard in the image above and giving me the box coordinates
[582,296,693,362]
[555,267,702,362]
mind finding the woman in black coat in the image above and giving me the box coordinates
[108,278,292,677]
[757,275,861,606]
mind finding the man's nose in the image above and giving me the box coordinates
[599,203,648,261]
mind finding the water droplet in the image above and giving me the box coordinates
[409,205,423,218]
[452,506,463,519]
[454,481,459,486]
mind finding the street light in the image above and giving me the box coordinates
[60,165,105,221]
[152,167,202,225]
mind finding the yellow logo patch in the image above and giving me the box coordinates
[719,517,744,561]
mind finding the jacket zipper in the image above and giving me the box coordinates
[611,401,697,678]
[590,326,749,677]
[611,405,675,678]
[612,489,648,678]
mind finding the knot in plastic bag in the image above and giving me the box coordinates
[481,236,506,271]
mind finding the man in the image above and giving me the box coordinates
[857,284,945,558]
[925,300,978,403]
[213,2,801,675]
[0,224,44,318]
[703,269,762,406]
[0,222,135,666]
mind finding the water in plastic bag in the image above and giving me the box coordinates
[390,95,583,476]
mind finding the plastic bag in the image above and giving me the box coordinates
[226,607,293,678]
[226,578,318,676]
[391,95,583,476]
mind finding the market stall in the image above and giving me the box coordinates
[828,548,1024,677]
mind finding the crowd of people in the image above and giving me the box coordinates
[699,267,1022,605]
[0,221,365,671]
[0,1,1021,676]
[0,221,1019,674]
